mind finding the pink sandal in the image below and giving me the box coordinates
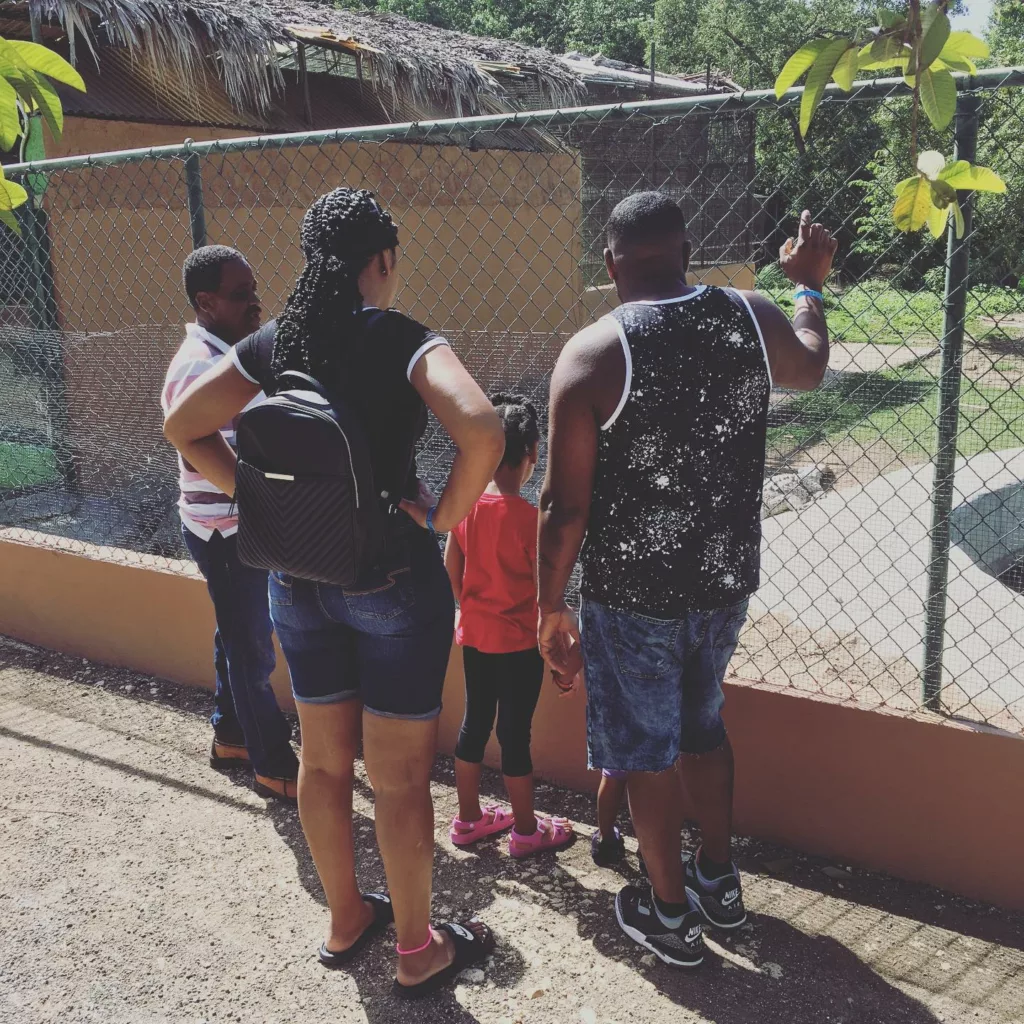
[508,816,574,859]
[449,805,515,846]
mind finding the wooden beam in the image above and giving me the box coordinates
[296,42,313,128]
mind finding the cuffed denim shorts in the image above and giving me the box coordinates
[269,526,455,720]
[580,596,749,772]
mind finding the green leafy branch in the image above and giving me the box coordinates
[774,1,1006,237]
[0,37,84,234]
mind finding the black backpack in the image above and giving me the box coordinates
[235,368,383,587]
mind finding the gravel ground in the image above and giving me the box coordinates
[1,636,1023,1024]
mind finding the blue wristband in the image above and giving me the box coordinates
[425,505,437,534]
[794,287,824,302]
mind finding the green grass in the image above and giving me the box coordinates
[0,442,60,489]
[761,280,1024,346]
[768,361,1024,466]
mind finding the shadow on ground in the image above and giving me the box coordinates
[4,636,1023,1023]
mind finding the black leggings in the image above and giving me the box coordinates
[455,646,545,778]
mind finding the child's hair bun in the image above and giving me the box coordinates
[490,392,540,468]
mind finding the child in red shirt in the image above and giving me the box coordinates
[444,394,572,858]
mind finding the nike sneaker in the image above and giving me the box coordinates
[614,884,704,967]
[684,847,747,929]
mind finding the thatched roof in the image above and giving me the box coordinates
[25,0,586,119]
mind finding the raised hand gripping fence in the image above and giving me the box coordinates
[1,68,1023,732]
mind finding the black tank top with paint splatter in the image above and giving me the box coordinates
[580,286,772,616]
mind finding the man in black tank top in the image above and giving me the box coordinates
[538,193,837,967]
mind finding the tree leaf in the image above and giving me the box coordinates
[895,175,920,194]
[775,38,831,98]
[0,172,28,212]
[917,149,946,180]
[31,74,63,141]
[940,30,989,61]
[0,74,20,150]
[0,207,20,235]
[858,35,909,70]
[0,40,36,102]
[832,45,860,91]
[938,162,1007,193]
[800,39,853,136]
[938,159,969,181]
[929,178,957,209]
[0,40,60,139]
[877,9,906,30]
[933,54,976,74]
[927,202,949,239]
[919,66,956,130]
[952,199,965,238]
[916,5,951,74]
[6,40,85,91]
[892,175,933,232]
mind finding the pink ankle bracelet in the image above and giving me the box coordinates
[396,928,436,956]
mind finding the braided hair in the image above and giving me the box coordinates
[491,392,540,469]
[272,188,399,382]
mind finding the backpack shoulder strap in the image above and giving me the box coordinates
[275,369,332,401]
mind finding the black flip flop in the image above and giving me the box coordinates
[317,893,394,968]
[392,920,495,1000]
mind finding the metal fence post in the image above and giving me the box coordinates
[183,145,207,250]
[922,92,981,711]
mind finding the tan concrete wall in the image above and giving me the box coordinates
[44,139,583,336]
[39,131,584,499]
[2,532,1022,911]
[51,118,252,160]
[579,262,757,323]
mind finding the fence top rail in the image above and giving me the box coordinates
[4,65,1024,177]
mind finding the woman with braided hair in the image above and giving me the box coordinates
[165,187,506,996]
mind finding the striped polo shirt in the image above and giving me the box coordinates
[160,323,264,540]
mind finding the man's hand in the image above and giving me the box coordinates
[539,605,583,695]
[779,209,838,291]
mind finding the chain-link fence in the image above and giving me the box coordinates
[1,68,1023,732]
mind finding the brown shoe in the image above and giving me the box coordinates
[210,739,250,768]
[255,773,298,802]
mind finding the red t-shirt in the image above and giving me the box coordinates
[452,492,538,654]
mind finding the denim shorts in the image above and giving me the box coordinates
[269,526,455,720]
[580,596,749,772]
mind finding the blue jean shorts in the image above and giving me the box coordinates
[580,596,749,772]
[269,526,455,720]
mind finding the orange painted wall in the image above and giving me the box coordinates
[1,533,1022,911]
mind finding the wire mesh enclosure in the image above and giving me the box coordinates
[1,70,1023,732]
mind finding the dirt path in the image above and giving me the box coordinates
[1,638,1023,1024]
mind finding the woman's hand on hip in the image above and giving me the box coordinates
[399,479,439,530]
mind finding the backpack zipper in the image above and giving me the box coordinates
[267,397,360,509]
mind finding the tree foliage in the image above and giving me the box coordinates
[774,2,1005,238]
[363,0,1020,279]
[366,0,655,63]
[0,38,84,233]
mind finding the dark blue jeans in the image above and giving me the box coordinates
[182,526,298,779]
[270,525,455,719]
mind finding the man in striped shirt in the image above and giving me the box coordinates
[161,245,298,799]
